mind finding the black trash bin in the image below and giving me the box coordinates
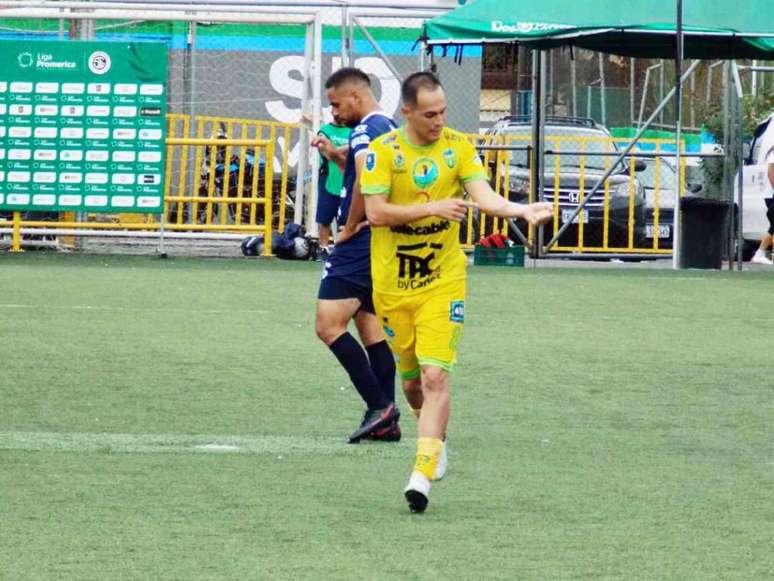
[679,196,731,269]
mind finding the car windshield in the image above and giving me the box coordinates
[500,126,621,172]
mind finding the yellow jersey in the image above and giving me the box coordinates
[361,127,488,296]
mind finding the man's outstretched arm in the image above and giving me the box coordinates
[464,179,553,225]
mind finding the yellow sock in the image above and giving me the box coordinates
[414,437,443,480]
[410,406,421,419]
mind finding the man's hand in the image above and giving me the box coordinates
[336,221,369,244]
[521,202,553,226]
[428,199,478,222]
[311,134,336,160]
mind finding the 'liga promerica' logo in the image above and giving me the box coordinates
[17,52,33,68]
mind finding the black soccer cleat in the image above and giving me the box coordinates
[405,489,429,514]
[364,419,401,442]
[347,403,400,444]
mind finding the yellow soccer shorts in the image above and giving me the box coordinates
[373,279,466,380]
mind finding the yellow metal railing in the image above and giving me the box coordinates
[461,135,687,255]
[3,127,685,257]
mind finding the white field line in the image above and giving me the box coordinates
[0,304,268,315]
[0,431,406,456]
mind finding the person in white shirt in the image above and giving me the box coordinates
[751,147,774,265]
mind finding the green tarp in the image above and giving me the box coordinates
[424,0,774,59]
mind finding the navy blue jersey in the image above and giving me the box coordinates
[337,112,397,225]
[323,111,396,285]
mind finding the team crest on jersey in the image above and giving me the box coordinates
[365,152,376,172]
[450,300,465,323]
[412,157,439,188]
[394,151,405,169]
[443,148,456,168]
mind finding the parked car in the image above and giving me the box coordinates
[483,116,647,250]
[639,157,703,250]
[735,112,774,260]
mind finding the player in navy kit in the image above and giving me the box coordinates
[312,68,400,443]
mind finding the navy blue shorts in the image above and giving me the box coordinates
[316,189,341,226]
[317,276,375,315]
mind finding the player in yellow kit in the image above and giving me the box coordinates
[361,72,552,513]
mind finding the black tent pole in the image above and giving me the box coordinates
[673,0,684,268]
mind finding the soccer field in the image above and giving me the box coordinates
[1,253,772,580]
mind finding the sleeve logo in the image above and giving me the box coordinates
[450,300,465,323]
[366,152,376,172]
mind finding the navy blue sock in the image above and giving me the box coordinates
[366,340,396,404]
[329,333,390,410]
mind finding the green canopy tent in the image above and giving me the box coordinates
[422,0,774,267]
[423,0,774,59]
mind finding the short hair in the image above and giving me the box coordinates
[325,67,371,90]
[401,72,443,107]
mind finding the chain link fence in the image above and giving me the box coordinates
[5,7,759,260]
[0,7,475,253]
[344,13,481,134]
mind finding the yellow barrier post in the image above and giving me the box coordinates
[654,144,662,251]
[263,152,273,257]
[248,127,261,227]
[279,125,292,234]
[191,121,206,226]
[10,212,23,252]
[266,127,277,233]
[220,121,235,225]
[234,134,248,227]
[176,116,190,226]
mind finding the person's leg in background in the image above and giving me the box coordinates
[752,234,774,265]
[315,189,340,260]
[353,308,400,441]
[316,285,398,443]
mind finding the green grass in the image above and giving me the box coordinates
[1,253,773,580]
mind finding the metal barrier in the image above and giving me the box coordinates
[462,134,696,257]
[2,126,707,259]
[166,114,300,236]
[0,114,300,255]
